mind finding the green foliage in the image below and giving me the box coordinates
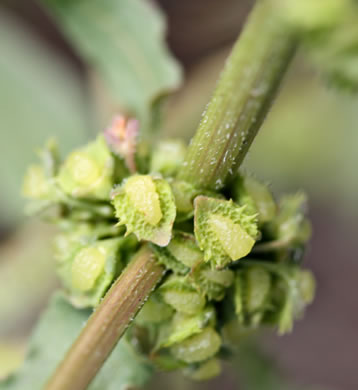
[42,0,182,134]
[0,293,153,390]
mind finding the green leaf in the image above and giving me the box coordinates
[0,293,153,390]
[42,0,182,134]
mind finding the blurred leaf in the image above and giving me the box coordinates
[42,0,182,134]
[0,10,90,225]
[0,293,153,390]
[0,221,57,338]
[0,343,25,381]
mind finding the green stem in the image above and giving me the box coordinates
[46,246,164,390]
[179,0,297,190]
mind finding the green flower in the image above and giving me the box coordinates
[159,275,206,315]
[57,135,115,200]
[232,175,276,224]
[157,306,216,348]
[112,174,176,246]
[194,196,258,268]
[150,139,186,177]
[150,232,203,275]
[170,327,221,363]
[191,263,234,301]
[56,236,128,308]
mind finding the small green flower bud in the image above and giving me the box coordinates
[233,175,276,224]
[183,358,221,381]
[22,165,51,199]
[167,233,203,268]
[296,269,315,305]
[57,135,114,200]
[135,292,174,326]
[194,196,258,268]
[191,264,234,301]
[160,306,216,348]
[112,175,176,246]
[275,193,311,246]
[57,237,124,308]
[71,246,106,292]
[170,180,201,220]
[159,275,206,315]
[234,273,244,323]
[245,267,271,315]
[150,232,202,275]
[277,0,350,31]
[150,139,186,177]
[171,327,221,363]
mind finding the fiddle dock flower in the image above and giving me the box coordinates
[112,175,176,246]
[150,139,186,177]
[194,196,258,268]
[57,135,114,200]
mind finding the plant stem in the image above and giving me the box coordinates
[179,0,297,190]
[46,246,165,390]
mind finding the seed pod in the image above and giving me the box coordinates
[159,275,206,315]
[57,135,114,200]
[158,306,216,348]
[167,233,203,268]
[233,175,276,224]
[56,237,125,308]
[234,272,244,323]
[296,269,315,305]
[171,327,221,363]
[194,196,258,268]
[191,263,234,301]
[112,174,176,246]
[135,292,174,326]
[169,179,201,221]
[266,193,311,257]
[150,232,203,275]
[150,139,186,177]
[183,358,221,381]
[23,140,59,201]
[245,267,271,315]
[23,165,51,200]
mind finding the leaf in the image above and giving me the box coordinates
[0,10,90,225]
[42,0,182,134]
[0,293,153,390]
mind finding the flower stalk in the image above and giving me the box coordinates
[179,0,297,190]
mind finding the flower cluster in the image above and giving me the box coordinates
[23,120,315,381]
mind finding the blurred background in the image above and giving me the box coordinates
[0,1,357,389]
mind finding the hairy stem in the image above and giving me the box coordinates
[179,0,297,190]
[46,246,164,390]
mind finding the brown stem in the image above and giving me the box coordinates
[46,246,165,390]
